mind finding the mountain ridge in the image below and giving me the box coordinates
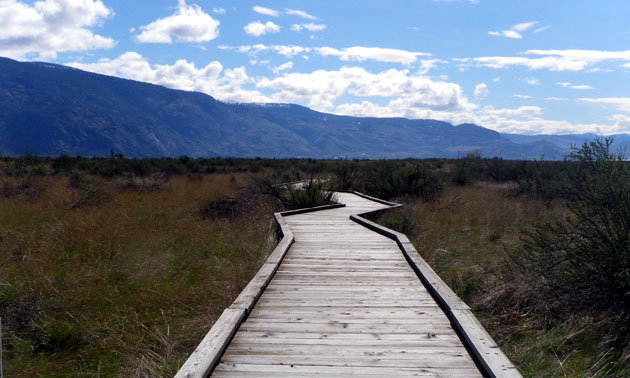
[0,57,601,159]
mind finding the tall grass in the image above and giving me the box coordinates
[376,182,630,377]
[0,173,276,376]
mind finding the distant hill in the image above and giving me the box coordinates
[0,57,569,159]
[502,133,630,155]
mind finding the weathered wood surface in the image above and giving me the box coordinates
[178,191,520,378]
[206,192,519,377]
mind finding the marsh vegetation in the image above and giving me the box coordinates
[1,144,629,376]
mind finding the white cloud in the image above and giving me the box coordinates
[546,97,568,101]
[571,84,594,90]
[481,105,542,118]
[609,114,630,129]
[219,44,312,58]
[244,21,280,36]
[488,30,521,39]
[135,0,219,44]
[462,49,630,72]
[257,66,474,113]
[315,46,430,65]
[291,23,326,32]
[525,78,540,85]
[513,94,532,99]
[66,52,630,136]
[512,21,538,32]
[579,98,630,113]
[622,63,630,69]
[489,21,537,39]
[534,26,549,33]
[67,51,270,103]
[284,8,317,20]
[0,0,115,59]
[272,61,293,74]
[218,44,430,64]
[212,7,226,14]
[252,6,278,17]
[474,83,488,100]
[334,101,396,118]
[473,115,622,135]
[418,59,445,74]
[557,82,594,90]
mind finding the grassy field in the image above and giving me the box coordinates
[1,155,629,377]
[376,183,630,377]
[1,172,277,376]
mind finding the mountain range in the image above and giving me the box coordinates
[0,57,619,159]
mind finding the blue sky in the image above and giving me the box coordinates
[2,0,630,135]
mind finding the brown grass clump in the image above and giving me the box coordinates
[0,172,277,377]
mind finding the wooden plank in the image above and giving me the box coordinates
[229,331,461,342]
[213,363,481,377]
[175,308,245,378]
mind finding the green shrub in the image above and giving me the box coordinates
[332,161,362,191]
[514,137,630,311]
[364,161,445,202]
[281,179,337,210]
[379,209,418,235]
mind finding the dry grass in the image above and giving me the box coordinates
[0,173,276,377]
[376,182,630,377]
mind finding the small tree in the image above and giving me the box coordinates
[516,137,630,310]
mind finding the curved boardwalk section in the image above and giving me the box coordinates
[211,193,479,377]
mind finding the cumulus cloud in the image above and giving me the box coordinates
[513,94,532,99]
[315,46,430,65]
[244,21,280,36]
[135,0,219,44]
[291,23,326,32]
[579,98,630,113]
[474,83,488,99]
[65,51,630,136]
[67,51,269,103]
[0,0,115,59]
[461,49,630,72]
[252,6,279,17]
[257,66,474,113]
[212,7,226,14]
[334,101,396,118]
[285,8,317,19]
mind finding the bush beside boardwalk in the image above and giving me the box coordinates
[0,151,629,376]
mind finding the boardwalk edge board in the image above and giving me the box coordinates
[174,202,345,378]
[350,205,521,378]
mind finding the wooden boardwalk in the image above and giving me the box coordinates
[177,192,520,378]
